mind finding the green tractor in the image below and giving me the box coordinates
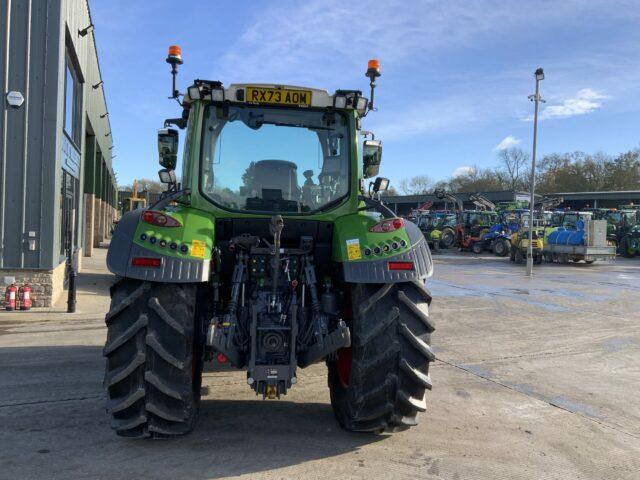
[103,51,435,438]
[616,207,640,257]
[588,207,640,253]
[416,211,456,249]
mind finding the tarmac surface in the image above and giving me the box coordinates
[1,248,639,479]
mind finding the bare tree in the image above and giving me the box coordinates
[399,175,433,195]
[497,147,529,192]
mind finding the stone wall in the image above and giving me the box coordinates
[1,253,76,308]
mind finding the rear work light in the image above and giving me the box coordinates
[388,261,414,271]
[141,210,181,227]
[369,218,405,233]
[131,257,162,268]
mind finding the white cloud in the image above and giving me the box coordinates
[527,88,610,121]
[213,0,634,139]
[453,166,474,177]
[215,1,632,86]
[494,135,521,151]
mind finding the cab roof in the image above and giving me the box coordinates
[183,81,369,116]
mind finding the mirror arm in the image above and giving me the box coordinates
[164,117,187,129]
[358,195,396,218]
[151,188,191,210]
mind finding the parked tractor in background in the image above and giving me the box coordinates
[586,207,640,254]
[466,193,510,256]
[550,210,593,229]
[417,211,456,250]
[433,190,499,253]
[433,189,463,249]
[103,51,435,438]
[614,206,640,257]
[475,222,512,256]
[455,210,499,253]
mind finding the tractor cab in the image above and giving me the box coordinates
[461,211,498,235]
[197,96,354,215]
[550,211,592,229]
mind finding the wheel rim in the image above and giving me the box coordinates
[336,347,352,388]
[495,241,505,255]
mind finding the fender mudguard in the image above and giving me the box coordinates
[339,220,433,283]
[107,209,210,282]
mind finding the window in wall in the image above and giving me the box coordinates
[63,53,82,147]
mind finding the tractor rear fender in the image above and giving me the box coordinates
[107,207,214,282]
[332,214,433,283]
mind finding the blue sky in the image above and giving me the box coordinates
[92,0,640,189]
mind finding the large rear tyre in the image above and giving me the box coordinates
[620,237,634,258]
[103,279,202,438]
[514,248,524,264]
[328,281,434,433]
[493,238,510,257]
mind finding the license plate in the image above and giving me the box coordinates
[246,87,312,106]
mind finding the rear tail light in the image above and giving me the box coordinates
[369,218,405,233]
[131,257,162,268]
[141,210,181,227]
[388,261,414,271]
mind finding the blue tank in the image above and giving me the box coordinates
[547,228,561,244]
[547,226,585,245]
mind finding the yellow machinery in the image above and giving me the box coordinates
[509,218,545,264]
[125,180,147,211]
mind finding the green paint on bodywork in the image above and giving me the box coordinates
[132,205,215,260]
[332,212,411,262]
[126,98,408,270]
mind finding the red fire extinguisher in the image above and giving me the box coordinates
[5,284,18,311]
[19,284,32,311]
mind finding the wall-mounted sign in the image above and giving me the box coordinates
[6,91,24,108]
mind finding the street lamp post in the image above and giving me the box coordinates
[526,67,544,276]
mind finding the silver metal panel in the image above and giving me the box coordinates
[586,220,607,247]
[342,234,433,283]
[125,243,210,283]
[545,244,616,255]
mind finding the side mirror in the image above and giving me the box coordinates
[362,139,382,179]
[372,177,390,194]
[158,128,179,169]
[158,168,176,185]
